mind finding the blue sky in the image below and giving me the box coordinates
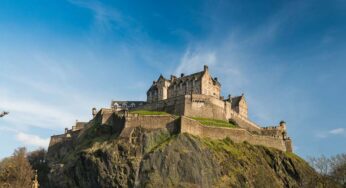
[0,0,345,159]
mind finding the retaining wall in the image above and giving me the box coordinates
[180,116,288,152]
[49,134,69,148]
[120,114,178,138]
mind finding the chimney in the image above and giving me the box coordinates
[64,128,68,134]
[170,75,176,81]
[204,65,208,72]
[181,73,185,77]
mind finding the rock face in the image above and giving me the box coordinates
[47,123,318,188]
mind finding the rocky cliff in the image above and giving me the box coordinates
[46,120,319,188]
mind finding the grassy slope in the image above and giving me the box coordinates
[129,110,170,115]
[190,117,237,128]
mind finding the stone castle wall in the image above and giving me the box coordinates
[119,114,178,138]
[137,94,262,133]
[49,134,68,148]
[180,116,290,152]
[184,94,261,132]
[48,109,292,153]
[137,95,186,115]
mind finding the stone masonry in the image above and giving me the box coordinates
[48,65,293,152]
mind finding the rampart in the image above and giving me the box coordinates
[180,116,291,152]
[48,109,292,153]
[136,95,186,115]
[120,113,178,138]
[137,94,262,133]
[49,134,69,148]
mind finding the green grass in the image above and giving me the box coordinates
[129,110,170,115]
[190,117,236,128]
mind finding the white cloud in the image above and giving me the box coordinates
[329,128,345,135]
[315,128,345,139]
[315,132,328,139]
[175,48,216,75]
[0,95,76,130]
[16,132,50,148]
[68,0,124,31]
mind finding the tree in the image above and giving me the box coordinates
[0,147,34,188]
[27,148,50,187]
[309,154,346,188]
[330,154,346,187]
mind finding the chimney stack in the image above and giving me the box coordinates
[170,75,176,81]
[204,65,208,72]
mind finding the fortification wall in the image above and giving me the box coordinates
[120,114,178,137]
[226,110,261,132]
[49,134,69,148]
[184,94,227,120]
[261,126,285,137]
[180,116,288,152]
[136,95,186,115]
[184,94,261,132]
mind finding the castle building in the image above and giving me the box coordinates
[145,65,248,119]
[48,65,292,153]
[147,65,221,102]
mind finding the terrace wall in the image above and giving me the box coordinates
[180,116,289,152]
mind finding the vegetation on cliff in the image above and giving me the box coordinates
[129,110,170,115]
[191,117,237,128]
[45,119,330,188]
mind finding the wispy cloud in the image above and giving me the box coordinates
[68,0,125,31]
[16,132,50,148]
[315,128,345,139]
[329,128,345,135]
[175,48,216,75]
[0,95,76,130]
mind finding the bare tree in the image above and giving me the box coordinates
[330,154,346,187]
[309,154,346,188]
[0,147,34,188]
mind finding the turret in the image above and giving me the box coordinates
[92,107,97,117]
[279,121,286,130]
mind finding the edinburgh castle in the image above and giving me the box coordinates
[49,66,292,153]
